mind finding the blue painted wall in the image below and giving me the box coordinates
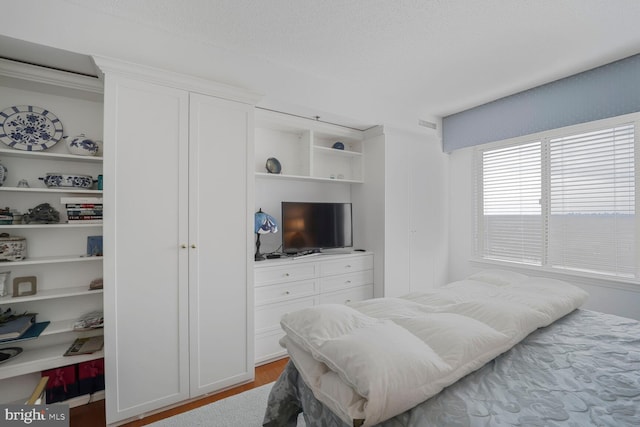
[442,53,640,152]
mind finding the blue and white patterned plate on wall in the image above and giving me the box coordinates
[0,105,64,151]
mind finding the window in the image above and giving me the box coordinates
[476,115,638,282]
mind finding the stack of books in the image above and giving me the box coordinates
[0,311,40,342]
[61,197,103,224]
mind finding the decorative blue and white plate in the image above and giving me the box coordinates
[0,105,64,151]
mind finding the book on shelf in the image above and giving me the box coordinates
[67,215,103,220]
[66,209,103,215]
[60,197,103,205]
[64,204,103,209]
[67,219,102,224]
[0,321,50,344]
[64,336,104,356]
[0,313,36,340]
[87,236,103,256]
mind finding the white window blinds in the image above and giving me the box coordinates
[477,117,638,281]
[548,125,635,278]
[481,142,542,264]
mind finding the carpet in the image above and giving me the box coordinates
[148,382,305,426]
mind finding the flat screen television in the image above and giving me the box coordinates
[281,202,353,254]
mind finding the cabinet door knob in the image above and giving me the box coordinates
[180,244,187,249]
[284,291,290,295]
[345,299,352,303]
[191,244,197,249]
[284,273,290,277]
[345,280,352,284]
[345,265,352,268]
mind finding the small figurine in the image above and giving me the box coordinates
[22,203,60,224]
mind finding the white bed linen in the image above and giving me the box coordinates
[279,270,589,427]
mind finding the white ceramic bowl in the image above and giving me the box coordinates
[39,173,94,188]
[65,134,99,156]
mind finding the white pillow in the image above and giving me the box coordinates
[468,269,528,286]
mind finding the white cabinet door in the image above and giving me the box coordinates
[100,58,257,423]
[103,75,190,423]
[407,137,435,293]
[188,93,254,396]
[407,136,449,292]
[356,129,448,297]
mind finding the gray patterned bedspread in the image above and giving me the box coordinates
[263,309,640,427]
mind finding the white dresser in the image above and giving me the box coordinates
[254,252,374,364]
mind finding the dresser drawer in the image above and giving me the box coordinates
[320,254,373,276]
[255,280,318,306]
[255,296,317,333]
[320,269,373,293]
[255,263,317,285]
[319,285,374,305]
[255,329,287,365]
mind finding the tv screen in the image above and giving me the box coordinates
[281,202,353,253]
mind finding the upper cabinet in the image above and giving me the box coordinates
[255,109,365,183]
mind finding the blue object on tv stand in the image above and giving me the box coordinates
[332,142,345,150]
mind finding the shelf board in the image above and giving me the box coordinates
[0,187,102,194]
[0,255,103,266]
[0,286,102,304]
[0,57,103,97]
[255,172,362,184]
[0,342,104,380]
[313,145,362,158]
[42,319,102,336]
[0,223,102,229]
[0,147,103,163]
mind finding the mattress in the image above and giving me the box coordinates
[263,309,640,427]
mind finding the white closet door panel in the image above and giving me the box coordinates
[188,93,253,395]
[408,139,435,292]
[384,137,411,296]
[104,76,190,423]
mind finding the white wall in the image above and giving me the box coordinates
[0,1,418,133]
[448,146,640,321]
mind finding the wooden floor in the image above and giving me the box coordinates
[70,358,289,427]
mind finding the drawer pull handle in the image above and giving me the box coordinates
[284,273,290,277]
[345,299,352,303]
[345,280,352,284]
[345,265,352,268]
[285,291,290,295]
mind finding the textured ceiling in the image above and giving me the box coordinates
[5,0,640,132]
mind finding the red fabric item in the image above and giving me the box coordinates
[78,358,104,380]
[42,365,75,391]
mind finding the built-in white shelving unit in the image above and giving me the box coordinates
[254,109,365,183]
[0,58,104,403]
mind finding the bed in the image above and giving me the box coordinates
[263,270,640,427]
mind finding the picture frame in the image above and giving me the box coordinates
[87,236,103,257]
